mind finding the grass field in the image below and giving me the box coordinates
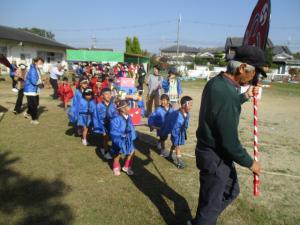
[0,77,299,225]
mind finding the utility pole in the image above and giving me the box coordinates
[91,36,97,49]
[176,14,181,66]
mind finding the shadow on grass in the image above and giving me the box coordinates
[131,136,192,225]
[38,106,48,116]
[0,151,73,225]
[136,131,176,166]
[0,105,8,113]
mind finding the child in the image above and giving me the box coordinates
[94,88,118,159]
[148,94,174,157]
[77,88,96,146]
[136,90,145,117]
[162,67,183,107]
[58,77,74,110]
[93,77,103,104]
[110,100,136,176]
[160,96,193,169]
[68,79,89,134]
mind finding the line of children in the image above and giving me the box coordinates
[66,68,192,176]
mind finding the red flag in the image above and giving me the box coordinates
[0,54,11,68]
[243,0,271,50]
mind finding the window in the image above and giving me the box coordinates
[0,46,7,56]
[20,53,31,60]
[37,51,63,63]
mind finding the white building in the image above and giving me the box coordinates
[0,25,73,72]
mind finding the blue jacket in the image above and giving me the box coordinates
[162,79,183,96]
[77,98,96,127]
[137,100,145,117]
[160,109,190,146]
[148,105,174,136]
[68,89,83,124]
[93,101,118,134]
[110,115,137,155]
[24,64,40,95]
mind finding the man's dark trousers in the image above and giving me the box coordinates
[50,78,58,99]
[192,148,240,225]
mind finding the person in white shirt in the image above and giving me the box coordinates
[49,64,64,99]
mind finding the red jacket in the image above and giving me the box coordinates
[93,85,103,103]
[90,77,98,89]
[58,83,74,104]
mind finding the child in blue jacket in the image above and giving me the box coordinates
[93,88,118,159]
[77,88,96,146]
[160,96,193,168]
[68,79,89,126]
[110,100,137,176]
[148,94,174,157]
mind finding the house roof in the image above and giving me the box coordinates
[225,37,274,51]
[0,25,73,49]
[198,47,225,54]
[161,45,200,53]
[272,45,292,55]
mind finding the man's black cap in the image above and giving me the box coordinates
[234,45,267,77]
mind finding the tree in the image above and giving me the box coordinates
[293,52,300,60]
[125,37,133,54]
[131,36,142,54]
[141,49,151,57]
[19,27,55,40]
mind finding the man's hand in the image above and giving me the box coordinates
[250,160,261,175]
[245,85,261,99]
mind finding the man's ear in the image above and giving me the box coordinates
[238,63,247,74]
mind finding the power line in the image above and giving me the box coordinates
[50,19,177,32]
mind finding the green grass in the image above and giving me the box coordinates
[269,82,300,96]
[0,79,299,225]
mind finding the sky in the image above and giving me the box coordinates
[1,0,300,53]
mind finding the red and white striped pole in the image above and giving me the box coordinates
[253,94,260,196]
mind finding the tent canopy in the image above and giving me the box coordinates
[67,49,124,62]
[124,53,150,64]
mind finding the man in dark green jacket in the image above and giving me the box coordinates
[190,46,265,225]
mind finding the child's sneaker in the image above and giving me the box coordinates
[175,157,186,169]
[104,151,112,160]
[30,120,39,125]
[113,167,121,176]
[160,149,169,157]
[23,112,31,119]
[122,167,134,176]
[82,139,88,146]
[156,142,162,150]
[100,148,106,155]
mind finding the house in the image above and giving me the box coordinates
[160,45,200,58]
[0,25,73,72]
[224,36,273,59]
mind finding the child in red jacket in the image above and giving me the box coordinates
[58,77,74,110]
